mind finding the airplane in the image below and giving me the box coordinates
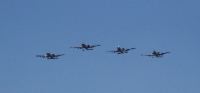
[142,50,170,58]
[70,43,101,51]
[108,47,136,54]
[36,52,64,59]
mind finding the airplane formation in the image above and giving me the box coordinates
[36,43,170,60]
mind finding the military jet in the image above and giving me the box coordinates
[142,50,170,58]
[108,47,136,54]
[36,52,64,59]
[70,43,101,51]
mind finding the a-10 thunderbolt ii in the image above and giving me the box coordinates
[70,43,101,51]
[108,47,136,54]
[36,52,64,59]
[142,50,170,58]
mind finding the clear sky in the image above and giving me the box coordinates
[0,0,200,93]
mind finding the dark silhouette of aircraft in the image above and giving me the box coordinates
[71,43,101,51]
[36,52,64,59]
[142,50,170,58]
[108,47,136,54]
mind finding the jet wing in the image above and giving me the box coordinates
[160,52,170,55]
[90,45,101,48]
[107,50,125,54]
[142,54,155,57]
[126,48,136,51]
[107,50,117,53]
[36,55,46,58]
[85,48,94,50]
[70,46,83,49]
[55,54,64,57]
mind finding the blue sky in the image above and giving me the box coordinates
[0,0,200,93]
